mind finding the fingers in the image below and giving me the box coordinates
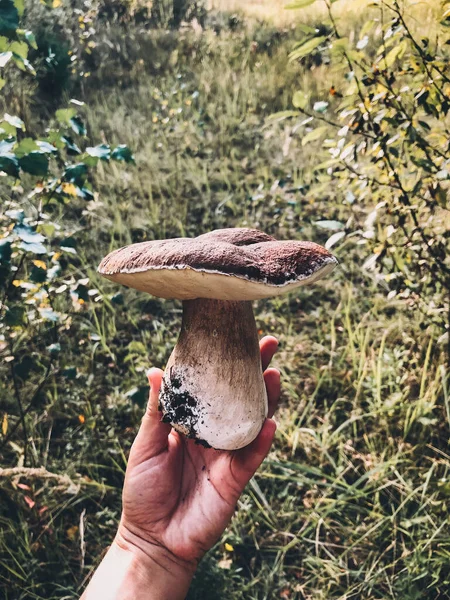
[129,368,171,462]
[260,336,281,418]
[264,368,280,418]
[232,419,277,486]
[260,336,278,372]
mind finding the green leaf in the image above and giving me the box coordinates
[296,23,318,35]
[69,116,86,136]
[18,152,49,175]
[301,125,328,146]
[39,223,55,237]
[285,0,316,8]
[359,19,375,39]
[86,143,110,161]
[378,39,408,69]
[55,108,77,124]
[329,37,350,56]
[29,263,47,283]
[266,110,299,123]
[293,90,308,109]
[111,144,135,163]
[3,113,24,129]
[39,307,60,322]
[0,0,19,35]
[60,236,77,250]
[64,162,88,184]
[313,101,329,113]
[12,52,35,74]
[5,208,23,220]
[325,231,346,249]
[13,0,24,17]
[9,40,27,58]
[0,76,5,90]
[289,36,327,62]
[314,220,345,230]
[14,137,39,157]
[0,50,12,67]
[78,186,94,201]
[0,138,14,154]
[17,29,37,49]
[61,135,81,155]
[36,140,57,154]
[357,35,369,50]
[0,238,12,261]
[0,153,19,176]
[14,224,45,244]
[47,263,61,280]
[19,241,47,254]
[0,120,18,135]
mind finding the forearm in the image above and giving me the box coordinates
[81,532,194,600]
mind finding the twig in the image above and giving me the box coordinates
[0,466,75,486]
[0,466,115,492]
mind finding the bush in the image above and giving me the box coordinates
[284,0,450,355]
[0,0,135,470]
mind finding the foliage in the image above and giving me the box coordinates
[0,0,134,469]
[285,0,450,355]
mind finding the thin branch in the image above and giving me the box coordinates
[338,41,450,278]
[387,0,450,94]
[0,466,115,492]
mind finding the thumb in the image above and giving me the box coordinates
[129,368,171,463]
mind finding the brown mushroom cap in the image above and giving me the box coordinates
[98,228,338,301]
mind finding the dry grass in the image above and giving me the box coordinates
[207,0,439,28]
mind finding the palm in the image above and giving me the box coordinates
[120,337,280,565]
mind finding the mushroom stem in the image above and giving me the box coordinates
[159,298,268,450]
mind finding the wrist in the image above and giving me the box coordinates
[115,521,197,585]
[81,524,194,600]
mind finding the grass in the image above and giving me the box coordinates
[1,3,449,599]
[208,0,440,29]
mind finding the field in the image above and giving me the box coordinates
[1,0,449,598]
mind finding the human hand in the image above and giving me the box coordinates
[82,336,279,600]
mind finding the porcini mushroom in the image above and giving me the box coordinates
[98,228,337,450]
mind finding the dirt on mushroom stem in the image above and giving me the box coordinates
[158,298,268,450]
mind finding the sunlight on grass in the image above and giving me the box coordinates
[208,0,439,28]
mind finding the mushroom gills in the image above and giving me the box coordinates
[158,299,268,450]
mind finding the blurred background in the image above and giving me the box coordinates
[1,0,449,598]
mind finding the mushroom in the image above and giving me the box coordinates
[98,228,337,450]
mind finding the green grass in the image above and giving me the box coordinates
[1,8,449,600]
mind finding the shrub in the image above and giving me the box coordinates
[284,0,450,357]
[0,0,134,467]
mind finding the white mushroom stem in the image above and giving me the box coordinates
[159,299,268,450]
